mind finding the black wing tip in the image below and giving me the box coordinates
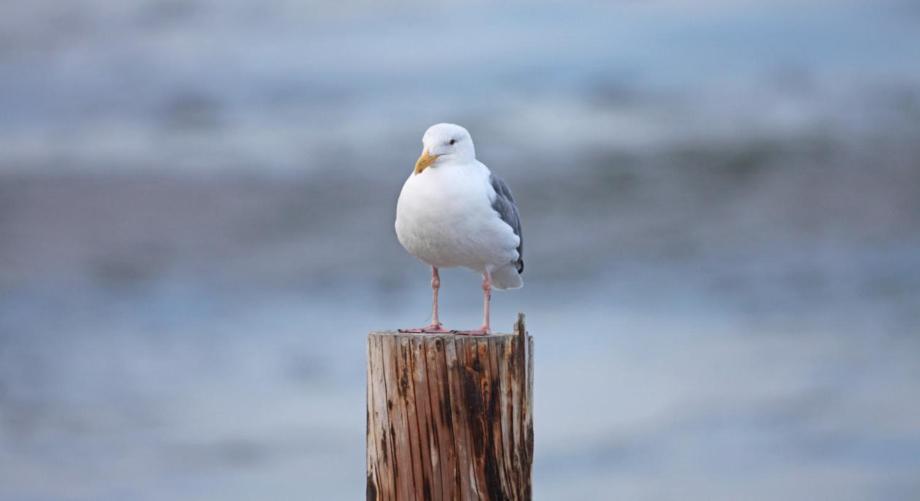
[516,259,524,274]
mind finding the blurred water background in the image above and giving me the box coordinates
[2,0,920,499]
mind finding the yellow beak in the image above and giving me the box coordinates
[414,149,439,174]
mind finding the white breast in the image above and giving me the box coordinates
[395,161,520,272]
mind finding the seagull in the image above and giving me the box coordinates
[395,123,523,335]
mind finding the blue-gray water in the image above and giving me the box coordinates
[2,1,920,499]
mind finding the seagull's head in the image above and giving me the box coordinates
[414,123,476,174]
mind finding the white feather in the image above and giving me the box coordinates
[396,160,519,268]
[395,123,523,291]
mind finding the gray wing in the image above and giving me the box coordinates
[489,173,524,273]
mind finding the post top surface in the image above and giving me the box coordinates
[369,331,518,339]
[372,313,527,340]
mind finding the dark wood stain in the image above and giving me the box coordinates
[367,473,378,501]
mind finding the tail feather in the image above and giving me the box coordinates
[491,263,523,290]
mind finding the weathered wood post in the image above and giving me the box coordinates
[367,313,533,501]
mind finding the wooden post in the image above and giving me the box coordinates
[367,313,534,501]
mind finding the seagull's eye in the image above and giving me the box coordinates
[449,138,457,145]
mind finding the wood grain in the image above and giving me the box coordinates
[367,314,533,501]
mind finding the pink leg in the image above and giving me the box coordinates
[399,267,451,333]
[454,271,491,336]
[431,267,443,327]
